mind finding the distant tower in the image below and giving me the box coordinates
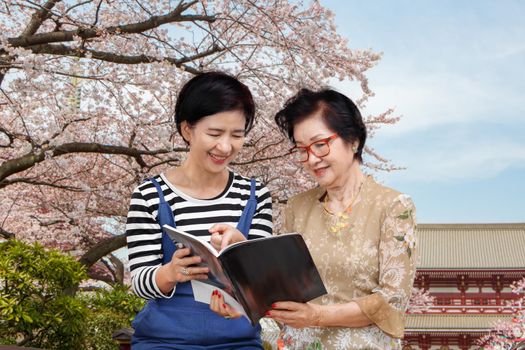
[68,74,82,111]
[67,56,82,111]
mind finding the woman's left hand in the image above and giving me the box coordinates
[209,224,246,251]
[267,301,322,328]
[210,290,242,320]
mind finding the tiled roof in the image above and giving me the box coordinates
[406,313,512,331]
[417,223,525,269]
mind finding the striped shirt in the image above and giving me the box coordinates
[126,171,273,299]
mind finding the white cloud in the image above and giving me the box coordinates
[335,72,524,137]
[484,44,525,60]
[334,70,525,183]
[381,139,525,183]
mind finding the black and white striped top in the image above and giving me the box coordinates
[126,171,273,299]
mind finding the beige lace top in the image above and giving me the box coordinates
[281,176,418,350]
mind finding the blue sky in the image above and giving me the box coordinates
[321,0,525,223]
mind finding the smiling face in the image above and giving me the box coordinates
[293,111,358,189]
[182,109,246,174]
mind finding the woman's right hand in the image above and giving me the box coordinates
[156,247,210,294]
[168,247,210,283]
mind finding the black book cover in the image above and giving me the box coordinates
[163,225,327,325]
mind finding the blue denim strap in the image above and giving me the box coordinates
[150,176,257,259]
[149,177,177,264]
[236,178,257,237]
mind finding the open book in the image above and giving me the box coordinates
[163,225,327,325]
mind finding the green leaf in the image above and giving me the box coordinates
[394,236,405,242]
[396,211,410,220]
[22,314,33,323]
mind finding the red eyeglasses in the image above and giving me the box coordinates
[290,134,338,162]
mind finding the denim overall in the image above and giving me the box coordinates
[131,178,262,349]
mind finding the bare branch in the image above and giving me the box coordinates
[8,6,215,48]
[26,43,210,74]
[0,125,15,147]
[65,0,94,16]
[91,0,103,26]
[231,152,290,166]
[145,157,182,171]
[78,234,126,267]
[133,0,154,17]
[86,268,116,285]
[250,137,286,160]
[22,0,61,37]
[0,88,36,146]
[29,216,68,227]
[0,56,15,89]
[1,177,84,191]
[0,142,172,185]
[0,227,15,239]
[45,117,90,144]
[86,207,126,218]
[7,64,126,82]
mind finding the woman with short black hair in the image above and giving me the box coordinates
[175,71,256,140]
[127,72,273,349]
[269,88,417,350]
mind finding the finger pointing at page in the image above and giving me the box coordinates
[209,224,246,250]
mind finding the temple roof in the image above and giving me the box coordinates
[417,223,525,270]
[406,313,513,332]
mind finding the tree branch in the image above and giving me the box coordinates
[0,56,15,87]
[0,142,172,185]
[91,0,103,27]
[230,152,290,166]
[1,177,84,191]
[86,267,116,285]
[0,227,15,239]
[250,137,286,160]
[78,234,126,267]
[26,43,211,74]
[0,125,14,147]
[2,3,219,83]
[144,157,182,171]
[8,5,215,48]
[22,0,61,37]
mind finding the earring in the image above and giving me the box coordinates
[352,146,358,154]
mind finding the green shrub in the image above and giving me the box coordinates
[81,284,145,350]
[0,239,88,348]
[0,240,143,349]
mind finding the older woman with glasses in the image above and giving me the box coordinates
[268,88,418,350]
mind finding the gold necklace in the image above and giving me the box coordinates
[322,180,364,216]
[323,181,364,238]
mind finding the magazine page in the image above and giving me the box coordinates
[163,225,235,295]
[191,280,249,321]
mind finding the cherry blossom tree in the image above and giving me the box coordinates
[478,278,525,350]
[0,0,398,282]
[406,287,436,314]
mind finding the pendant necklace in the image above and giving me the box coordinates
[323,180,364,238]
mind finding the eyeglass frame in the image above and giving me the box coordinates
[289,134,339,162]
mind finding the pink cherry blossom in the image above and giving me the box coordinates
[1,0,396,281]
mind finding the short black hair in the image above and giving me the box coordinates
[274,88,367,162]
[175,72,255,141]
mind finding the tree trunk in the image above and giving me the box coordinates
[78,234,127,267]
